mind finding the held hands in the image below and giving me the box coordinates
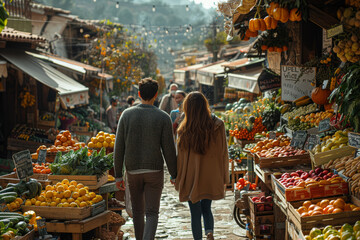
[116,178,125,191]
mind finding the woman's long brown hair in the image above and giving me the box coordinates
[177,92,214,154]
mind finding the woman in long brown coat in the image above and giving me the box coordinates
[175,92,229,240]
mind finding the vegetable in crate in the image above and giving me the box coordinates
[50,147,113,176]
[262,103,281,131]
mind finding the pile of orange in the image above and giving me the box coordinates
[87,131,115,149]
[24,179,103,208]
[250,135,291,153]
[297,198,360,217]
[295,110,334,126]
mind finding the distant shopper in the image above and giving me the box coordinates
[159,83,178,114]
[106,96,117,133]
[127,96,135,106]
[175,92,229,240]
[170,90,186,133]
[114,78,177,240]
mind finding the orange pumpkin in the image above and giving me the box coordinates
[282,46,288,51]
[311,87,332,105]
[264,16,278,30]
[266,2,279,16]
[259,19,266,31]
[275,47,282,53]
[280,8,290,23]
[268,47,274,52]
[253,18,261,31]
[261,45,268,51]
[273,7,282,21]
[249,19,256,32]
[289,8,302,21]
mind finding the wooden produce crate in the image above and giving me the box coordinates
[48,172,108,190]
[7,138,52,153]
[309,146,355,166]
[256,152,311,168]
[38,120,55,128]
[271,174,348,202]
[234,137,258,148]
[0,172,51,188]
[14,229,35,240]
[248,196,273,216]
[22,205,91,220]
[91,200,106,217]
[70,125,89,132]
[287,196,360,232]
[250,214,274,236]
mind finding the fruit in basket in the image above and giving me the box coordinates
[257,145,306,158]
[311,130,349,154]
[88,131,115,149]
[250,135,290,153]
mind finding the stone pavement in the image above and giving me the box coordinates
[121,171,247,239]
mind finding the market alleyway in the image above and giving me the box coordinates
[121,170,247,240]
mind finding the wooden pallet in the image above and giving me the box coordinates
[256,153,311,168]
[309,146,355,166]
[287,196,360,232]
[46,210,111,240]
[48,172,108,190]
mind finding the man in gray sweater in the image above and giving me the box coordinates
[114,78,177,240]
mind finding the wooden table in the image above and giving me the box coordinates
[46,210,111,240]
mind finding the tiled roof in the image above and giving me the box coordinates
[0,27,46,43]
[31,3,71,14]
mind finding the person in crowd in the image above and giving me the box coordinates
[106,96,118,133]
[170,90,186,134]
[127,96,135,107]
[174,92,229,240]
[114,78,177,240]
[159,83,178,114]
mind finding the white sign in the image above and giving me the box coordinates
[281,65,316,101]
[322,29,332,53]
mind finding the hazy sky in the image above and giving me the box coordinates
[193,0,216,9]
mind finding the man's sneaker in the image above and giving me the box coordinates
[206,232,214,240]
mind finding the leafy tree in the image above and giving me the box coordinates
[204,31,228,62]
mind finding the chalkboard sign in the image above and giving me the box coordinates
[304,134,320,151]
[38,149,47,164]
[348,132,360,149]
[12,150,33,180]
[269,131,277,140]
[281,65,316,101]
[36,218,48,238]
[257,69,281,92]
[290,130,308,149]
[318,118,331,132]
[354,149,360,158]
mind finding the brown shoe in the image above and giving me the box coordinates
[206,232,214,240]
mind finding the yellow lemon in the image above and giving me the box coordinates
[25,200,32,206]
[96,142,102,148]
[98,131,104,136]
[97,136,105,143]
[57,185,65,192]
[83,194,90,201]
[46,198,52,203]
[70,202,78,208]
[77,197,83,202]
[63,202,70,208]
[70,180,78,186]
[104,133,110,137]
[57,203,63,207]
[15,198,23,205]
[79,188,87,196]
[45,185,54,191]
[50,202,57,207]
[64,190,71,198]
[45,191,53,198]
[103,141,109,148]
[88,142,94,148]
[89,192,96,199]
[67,198,75,203]
[72,192,80,199]
[62,179,70,185]
[77,183,85,189]
[69,185,76,192]
[31,198,37,205]
[40,202,47,206]
[109,142,114,148]
[110,134,115,139]
[96,195,103,201]
[80,202,87,207]
[57,192,64,199]
[35,201,41,206]
[55,198,61,204]
[62,184,69,190]
[105,137,112,143]
[84,186,89,192]
[55,182,62,187]
[61,199,67,203]
[75,200,81,206]
[38,196,46,202]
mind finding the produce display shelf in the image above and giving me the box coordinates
[256,152,311,168]
[287,196,360,232]
[233,137,259,148]
[22,205,92,220]
[38,120,55,128]
[309,146,356,166]
[7,138,52,153]
[45,210,111,240]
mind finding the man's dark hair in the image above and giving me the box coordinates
[139,78,158,101]
[127,96,135,105]
[110,96,117,104]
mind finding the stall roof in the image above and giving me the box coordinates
[222,58,265,70]
[227,66,263,94]
[197,60,226,75]
[196,60,226,86]
[0,27,46,44]
[0,49,89,107]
